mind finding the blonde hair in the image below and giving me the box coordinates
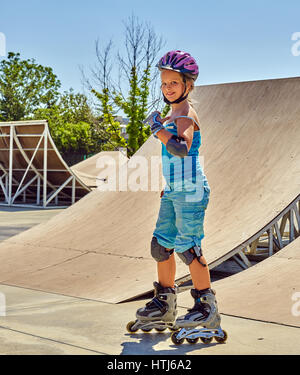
[184,76,195,108]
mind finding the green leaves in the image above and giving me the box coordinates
[0,52,61,121]
[91,87,127,151]
[89,15,165,157]
[111,64,151,156]
[51,121,93,153]
[32,91,102,155]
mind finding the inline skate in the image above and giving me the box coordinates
[126,281,178,333]
[171,288,227,345]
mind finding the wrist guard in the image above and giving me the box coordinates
[144,111,164,138]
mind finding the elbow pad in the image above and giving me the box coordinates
[166,135,188,158]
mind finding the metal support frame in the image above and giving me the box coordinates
[0,121,89,208]
[176,194,300,293]
[8,125,13,204]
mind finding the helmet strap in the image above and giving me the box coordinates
[163,91,189,105]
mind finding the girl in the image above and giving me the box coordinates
[129,51,222,337]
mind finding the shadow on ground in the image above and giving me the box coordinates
[120,331,219,355]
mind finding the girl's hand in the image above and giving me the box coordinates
[144,111,170,137]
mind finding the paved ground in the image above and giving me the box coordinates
[0,284,299,355]
[0,207,63,242]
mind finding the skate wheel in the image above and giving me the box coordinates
[126,320,139,333]
[200,336,213,344]
[186,337,199,344]
[169,326,179,332]
[171,331,184,345]
[155,327,167,332]
[215,330,228,343]
[141,327,152,333]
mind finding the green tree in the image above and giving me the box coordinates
[58,88,95,124]
[113,15,164,155]
[114,66,140,153]
[82,39,128,152]
[92,87,127,151]
[161,104,171,117]
[32,90,102,155]
[50,121,93,153]
[83,15,164,156]
[0,52,61,121]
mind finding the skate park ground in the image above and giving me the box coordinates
[0,206,64,242]
[0,207,299,355]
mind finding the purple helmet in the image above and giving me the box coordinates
[156,50,199,81]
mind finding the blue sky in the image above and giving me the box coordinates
[1,0,300,94]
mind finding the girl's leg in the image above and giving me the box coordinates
[157,248,211,290]
[157,250,176,288]
[153,191,177,288]
[189,255,211,290]
[134,192,178,328]
[173,186,211,291]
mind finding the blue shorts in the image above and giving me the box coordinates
[153,182,210,253]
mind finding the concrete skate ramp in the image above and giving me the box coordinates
[209,236,300,327]
[0,138,163,302]
[71,151,128,188]
[0,120,90,207]
[0,77,300,303]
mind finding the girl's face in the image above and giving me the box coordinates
[160,70,190,102]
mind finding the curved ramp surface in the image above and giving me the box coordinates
[0,137,163,303]
[71,150,128,188]
[0,120,90,207]
[208,236,300,327]
[0,77,300,303]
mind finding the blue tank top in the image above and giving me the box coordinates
[161,116,208,190]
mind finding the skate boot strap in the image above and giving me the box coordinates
[187,301,209,316]
[146,296,167,312]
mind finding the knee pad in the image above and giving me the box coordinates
[151,237,174,262]
[177,245,206,267]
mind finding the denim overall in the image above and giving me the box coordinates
[153,116,210,254]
